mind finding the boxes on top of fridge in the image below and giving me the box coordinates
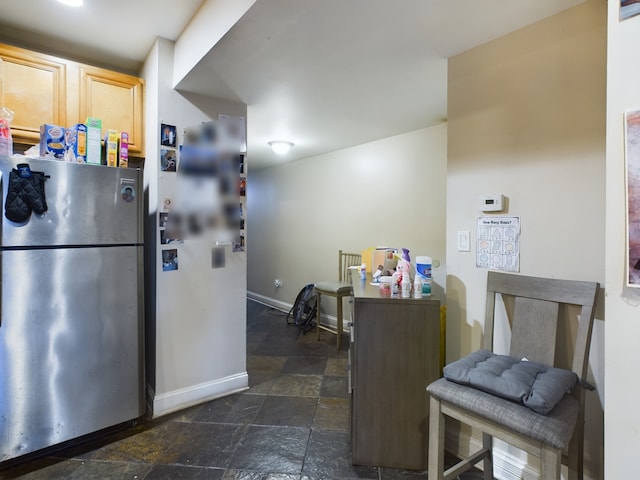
[119,132,129,168]
[85,117,102,165]
[64,123,87,163]
[105,129,118,167]
[40,124,66,159]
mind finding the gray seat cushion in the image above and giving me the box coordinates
[427,377,579,449]
[442,349,577,415]
[314,281,352,295]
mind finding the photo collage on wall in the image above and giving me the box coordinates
[160,122,179,272]
[160,123,178,172]
[235,152,246,252]
[159,116,247,272]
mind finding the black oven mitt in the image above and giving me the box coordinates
[5,164,49,223]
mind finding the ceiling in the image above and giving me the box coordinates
[0,0,586,169]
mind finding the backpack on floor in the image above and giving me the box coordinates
[286,284,317,334]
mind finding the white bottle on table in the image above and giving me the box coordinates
[401,272,411,298]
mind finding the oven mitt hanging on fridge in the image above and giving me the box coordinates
[5,164,49,223]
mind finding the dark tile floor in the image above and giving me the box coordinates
[1,300,484,480]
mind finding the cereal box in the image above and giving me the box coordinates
[40,124,66,159]
[64,123,87,163]
[105,129,118,167]
[119,132,129,168]
[85,117,102,165]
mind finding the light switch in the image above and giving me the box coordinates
[457,230,470,252]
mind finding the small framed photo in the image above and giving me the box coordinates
[160,149,177,172]
[161,123,177,147]
[620,0,640,21]
[162,249,178,272]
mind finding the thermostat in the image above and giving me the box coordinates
[480,194,504,212]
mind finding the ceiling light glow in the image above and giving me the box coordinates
[57,0,83,6]
[268,141,294,155]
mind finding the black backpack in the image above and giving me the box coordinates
[286,284,317,334]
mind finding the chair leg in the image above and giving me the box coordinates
[567,408,585,480]
[482,433,493,480]
[540,444,561,479]
[428,396,445,480]
[316,292,321,341]
[336,295,343,350]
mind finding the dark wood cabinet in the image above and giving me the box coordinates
[349,278,441,470]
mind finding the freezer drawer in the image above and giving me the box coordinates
[0,246,145,462]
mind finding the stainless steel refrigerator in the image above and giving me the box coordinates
[0,156,145,463]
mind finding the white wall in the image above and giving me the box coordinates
[247,124,447,319]
[142,37,248,417]
[605,2,640,477]
[172,0,256,87]
[446,1,605,478]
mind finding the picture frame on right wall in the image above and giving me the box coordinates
[620,0,640,21]
[624,109,640,287]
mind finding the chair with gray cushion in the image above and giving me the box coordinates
[426,271,599,480]
[315,250,361,350]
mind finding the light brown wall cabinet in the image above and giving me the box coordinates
[349,280,441,471]
[0,44,68,144]
[0,43,144,155]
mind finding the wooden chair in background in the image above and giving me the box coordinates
[314,250,362,350]
[426,271,599,480]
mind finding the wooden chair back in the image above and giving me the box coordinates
[338,250,362,283]
[483,271,599,381]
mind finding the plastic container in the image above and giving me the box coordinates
[0,107,14,157]
[415,255,432,279]
[421,277,432,297]
[414,276,422,298]
[379,276,392,296]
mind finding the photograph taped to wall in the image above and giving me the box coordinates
[620,0,640,21]
[624,109,640,287]
[160,149,177,172]
[161,123,177,147]
[162,249,178,272]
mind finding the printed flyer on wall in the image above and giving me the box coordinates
[476,216,520,272]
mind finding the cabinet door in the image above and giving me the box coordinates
[79,66,144,155]
[0,44,67,143]
[351,299,440,470]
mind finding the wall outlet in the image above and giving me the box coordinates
[274,279,283,288]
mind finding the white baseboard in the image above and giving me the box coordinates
[152,372,249,418]
[247,291,292,313]
[447,425,538,480]
[247,290,343,331]
[447,425,597,480]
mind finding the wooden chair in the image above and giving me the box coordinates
[426,271,599,480]
[315,250,362,350]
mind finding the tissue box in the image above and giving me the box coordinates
[40,124,66,159]
[64,123,87,163]
[85,117,102,165]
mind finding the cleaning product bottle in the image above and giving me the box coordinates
[414,275,422,299]
[415,255,432,297]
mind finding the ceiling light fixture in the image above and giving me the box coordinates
[57,0,83,6]
[268,141,294,155]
